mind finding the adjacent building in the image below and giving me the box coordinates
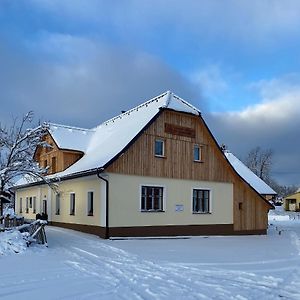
[283,191,300,211]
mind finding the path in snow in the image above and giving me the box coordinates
[1,220,300,300]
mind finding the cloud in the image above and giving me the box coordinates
[0,33,203,127]
[191,65,229,97]
[207,76,300,185]
[26,0,300,46]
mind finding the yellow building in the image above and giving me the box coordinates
[14,91,274,238]
[284,191,300,211]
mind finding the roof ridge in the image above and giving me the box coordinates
[49,122,95,132]
[171,93,201,115]
[99,91,169,127]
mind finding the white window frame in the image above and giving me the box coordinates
[154,139,165,157]
[139,184,166,212]
[193,144,203,162]
[70,193,75,215]
[55,193,60,215]
[33,196,36,213]
[87,190,94,216]
[19,197,22,213]
[25,197,29,213]
[191,187,212,214]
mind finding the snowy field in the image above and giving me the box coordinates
[1,207,300,300]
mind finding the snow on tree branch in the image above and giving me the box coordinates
[0,112,56,212]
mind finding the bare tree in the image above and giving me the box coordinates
[244,146,298,198]
[0,112,50,215]
[245,146,273,182]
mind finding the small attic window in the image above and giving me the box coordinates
[46,142,53,153]
[155,139,165,157]
[194,144,203,162]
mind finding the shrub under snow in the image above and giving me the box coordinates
[0,230,29,255]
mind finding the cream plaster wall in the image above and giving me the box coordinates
[108,173,233,227]
[15,175,103,226]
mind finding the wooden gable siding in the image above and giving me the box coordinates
[34,133,83,175]
[107,109,270,232]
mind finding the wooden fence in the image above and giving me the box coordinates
[0,215,24,229]
[0,216,47,247]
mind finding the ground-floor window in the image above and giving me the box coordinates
[56,193,60,215]
[70,193,75,215]
[141,186,164,211]
[25,197,29,213]
[87,191,94,216]
[19,198,22,213]
[193,189,210,213]
[42,199,47,215]
[33,196,36,213]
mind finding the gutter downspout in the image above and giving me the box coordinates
[97,168,109,239]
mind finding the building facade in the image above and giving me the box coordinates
[15,92,273,238]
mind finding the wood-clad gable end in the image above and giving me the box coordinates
[107,109,270,232]
[34,133,83,175]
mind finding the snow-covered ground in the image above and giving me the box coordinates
[1,207,300,299]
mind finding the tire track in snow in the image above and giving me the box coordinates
[65,241,284,300]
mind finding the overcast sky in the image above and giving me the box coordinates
[0,0,299,185]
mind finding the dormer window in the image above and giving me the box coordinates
[155,139,165,157]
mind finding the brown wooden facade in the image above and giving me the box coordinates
[107,109,271,233]
[34,133,83,175]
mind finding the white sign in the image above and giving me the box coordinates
[175,204,184,212]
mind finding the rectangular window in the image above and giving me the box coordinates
[56,193,60,215]
[29,197,32,208]
[43,199,47,214]
[52,156,57,173]
[44,160,47,168]
[87,191,94,216]
[33,196,36,213]
[25,197,29,213]
[193,189,210,213]
[194,145,202,161]
[141,186,164,212]
[155,139,165,157]
[70,193,75,215]
[19,198,22,213]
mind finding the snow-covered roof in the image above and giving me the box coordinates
[224,151,277,195]
[48,123,95,152]
[51,91,200,177]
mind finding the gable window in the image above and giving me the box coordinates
[87,191,94,216]
[193,189,210,213]
[194,144,202,162]
[56,193,60,215]
[33,196,36,213]
[70,193,75,215]
[25,197,29,213]
[155,139,165,157]
[141,186,164,212]
[52,156,57,173]
[19,198,22,213]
